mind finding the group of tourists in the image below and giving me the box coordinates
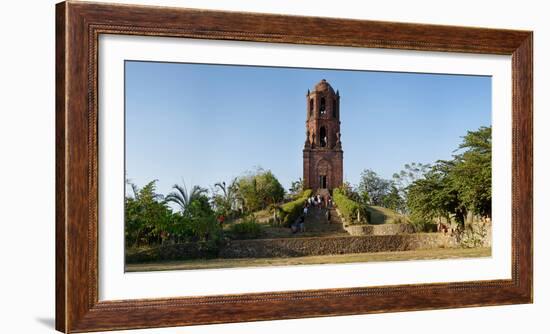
[306,194,332,209]
[290,193,333,234]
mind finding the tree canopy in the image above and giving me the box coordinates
[406,126,492,225]
[356,169,405,212]
[346,126,491,225]
[125,168,287,248]
[125,180,172,247]
[125,180,220,247]
[357,169,392,206]
[236,168,285,213]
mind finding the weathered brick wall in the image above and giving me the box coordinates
[303,149,343,192]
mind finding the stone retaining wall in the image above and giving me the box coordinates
[344,223,415,236]
[126,241,218,264]
[127,233,459,263]
[220,234,456,258]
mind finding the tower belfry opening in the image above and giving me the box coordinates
[320,126,327,147]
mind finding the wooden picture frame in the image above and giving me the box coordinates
[56,1,533,332]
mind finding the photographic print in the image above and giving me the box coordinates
[123,62,493,272]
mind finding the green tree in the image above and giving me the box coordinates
[163,182,222,242]
[392,162,431,211]
[288,178,304,198]
[393,163,431,188]
[165,182,224,242]
[382,185,406,213]
[357,169,392,206]
[236,168,285,212]
[406,161,465,224]
[212,178,241,218]
[125,180,173,247]
[165,182,208,214]
[182,194,220,242]
[340,181,362,203]
[405,126,491,225]
[450,126,492,219]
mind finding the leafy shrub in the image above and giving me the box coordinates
[166,194,223,243]
[125,180,175,247]
[279,189,312,227]
[333,188,366,224]
[391,216,406,224]
[228,218,264,239]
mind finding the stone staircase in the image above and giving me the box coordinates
[328,207,344,226]
[304,207,346,235]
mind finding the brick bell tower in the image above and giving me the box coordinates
[303,79,343,194]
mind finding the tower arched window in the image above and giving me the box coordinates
[319,97,326,116]
[320,126,327,147]
[309,99,314,117]
[332,99,337,118]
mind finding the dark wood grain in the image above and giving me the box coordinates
[56,1,533,332]
[55,2,67,332]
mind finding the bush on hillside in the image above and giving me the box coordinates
[236,168,285,213]
[333,188,367,224]
[228,218,264,240]
[279,189,312,227]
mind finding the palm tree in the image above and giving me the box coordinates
[127,179,164,202]
[165,182,207,214]
[214,177,240,213]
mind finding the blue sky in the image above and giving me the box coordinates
[125,61,491,196]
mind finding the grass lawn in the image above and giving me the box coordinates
[125,247,491,272]
[366,205,410,225]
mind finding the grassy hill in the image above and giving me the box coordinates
[365,205,410,225]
